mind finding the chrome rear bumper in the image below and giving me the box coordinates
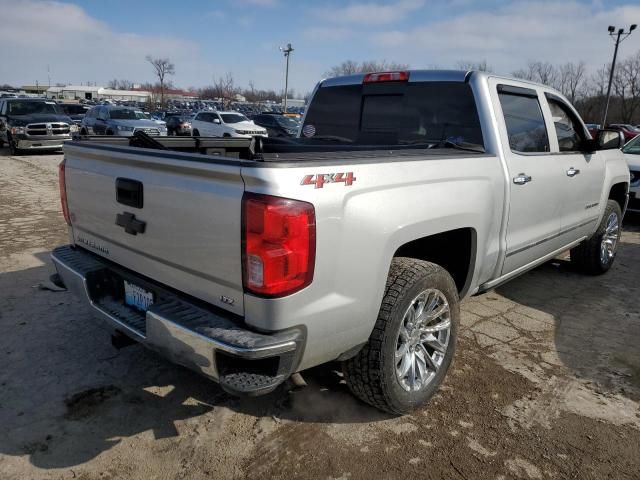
[51,245,304,395]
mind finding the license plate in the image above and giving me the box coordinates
[124,280,154,311]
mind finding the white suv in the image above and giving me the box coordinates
[191,111,267,138]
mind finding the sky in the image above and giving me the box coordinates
[1,0,640,96]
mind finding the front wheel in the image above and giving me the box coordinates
[8,135,21,155]
[343,258,459,414]
[192,129,200,137]
[570,199,622,275]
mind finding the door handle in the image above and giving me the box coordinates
[566,167,581,177]
[513,173,532,185]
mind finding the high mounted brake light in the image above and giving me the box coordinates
[242,193,316,297]
[58,160,71,226]
[363,71,409,83]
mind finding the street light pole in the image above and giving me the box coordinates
[602,24,636,127]
[279,43,294,113]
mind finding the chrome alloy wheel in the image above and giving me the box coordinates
[600,212,620,264]
[395,289,451,392]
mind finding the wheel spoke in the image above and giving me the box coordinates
[417,344,438,372]
[415,352,428,382]
[398,325,410,342]
[423,335,447,353]
[398,350,412,376]
[421,318,451,334]
[408,352,417,390]
[425,304,448,322]
[395,342,408,361]
[414,293,427,320]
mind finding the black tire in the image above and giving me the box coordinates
[106,129,114,136]
[570,199,622,275]
[342,258,459,414]
[223,133,231,138]
[80,128,88,135]
[8,135,21,155]
[192,129,200,137]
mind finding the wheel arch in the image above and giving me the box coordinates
[609,182,629,214]
[392,227,478,298]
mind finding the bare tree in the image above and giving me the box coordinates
[324,60,410,77]
[512,61,557,86]
[107,79,134,90]
[556,62,586,104]
[613,51,640,124]
[212,73,237,107]
[146,56,175,107]
[456,60,492,72]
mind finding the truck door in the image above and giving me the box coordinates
[542,94,606,241]
[491,82,568,275]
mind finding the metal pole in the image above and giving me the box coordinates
[284,52,290,113]
[280,43,293,114]
[602,30,622,127]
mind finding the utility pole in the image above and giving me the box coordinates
[279,43,294,113]
[602,24,636,127]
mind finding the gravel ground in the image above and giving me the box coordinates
[1,148,639,480]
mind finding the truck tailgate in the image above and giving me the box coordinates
[63,143,245,315]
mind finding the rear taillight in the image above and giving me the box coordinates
[363,71,409,83]
[58,160,71,226]
[242,193,316,297]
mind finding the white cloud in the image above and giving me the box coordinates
[0,0,317,93]
[0,0,209,87]
[371,1,640,75]
[303,27,353,42]
[314,0,425,26]
[233,0,280,7]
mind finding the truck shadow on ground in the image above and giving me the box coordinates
[496,216,640,402]
[0,254,387,469]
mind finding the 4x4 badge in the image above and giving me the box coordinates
[301,172,356,189]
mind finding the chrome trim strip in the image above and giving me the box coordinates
[506,217,598,258]
[480,236,587,291]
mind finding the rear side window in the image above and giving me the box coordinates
[302,82,484,147]
[498,91,549,153]
[546,96,584,152]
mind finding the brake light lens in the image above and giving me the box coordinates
[58,160,71,226]
[363,71,409,83]
[242,193,316,297]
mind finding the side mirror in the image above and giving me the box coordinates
[213,118,221,124]
[596,129,624,150]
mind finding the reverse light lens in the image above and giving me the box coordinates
[58,160,71,226]
[242,193,316,297]
[363,71,409,83]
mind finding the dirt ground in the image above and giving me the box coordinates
[1,148,639,480]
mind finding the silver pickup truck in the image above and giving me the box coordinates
[51,70,629,414]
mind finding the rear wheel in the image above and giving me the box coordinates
[343,258,459,414]
[570,199,622,275]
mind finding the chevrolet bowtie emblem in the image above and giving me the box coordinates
[116,212,146,235]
